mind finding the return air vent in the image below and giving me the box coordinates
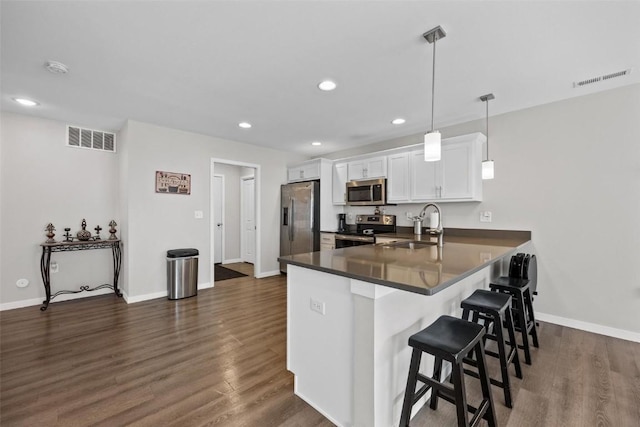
[67,126,116,153]
[573,68,632,88]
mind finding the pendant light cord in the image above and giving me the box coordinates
[485,98,489,160]
[431,36,437,133]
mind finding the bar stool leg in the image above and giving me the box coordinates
[475,341,497,427]
[504,307,523,379]
[400,348,423,426]
[524,289,539,348]
[451,361,470,427]
[514,293,532,365]
[493,311,513,408]
[429,356,444,410]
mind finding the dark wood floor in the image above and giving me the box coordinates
[1,274,639,426]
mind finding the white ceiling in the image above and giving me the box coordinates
[2,1,639,156]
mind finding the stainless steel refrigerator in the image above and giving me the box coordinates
[280,181,320,273]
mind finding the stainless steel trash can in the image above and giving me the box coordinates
[167,248,199,300]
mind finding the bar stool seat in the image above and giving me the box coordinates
[400,315,497,427]
[461,289,522,408]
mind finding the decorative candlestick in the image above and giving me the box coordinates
[63,228,72,242]
[76,219,92,241]
[108,220,118,240]
[45,223,56,243]
[94,225,102,240]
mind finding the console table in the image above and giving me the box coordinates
[40,239,122,311]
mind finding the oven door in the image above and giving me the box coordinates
[335,234,375,248]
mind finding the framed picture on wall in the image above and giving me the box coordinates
[156,171,191,194]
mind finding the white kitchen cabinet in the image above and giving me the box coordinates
[320,232,336,251]
[387,152,411,202]
[332,162,348,205]
[386,133,485,203]
[347,156,387,180]
[287,159,321,182]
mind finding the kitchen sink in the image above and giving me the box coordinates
[381,240,438,249]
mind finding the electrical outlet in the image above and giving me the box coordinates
[194,210,204,219]
[480,211,492,223]
[50,261,59,273]
[310,298,325,315]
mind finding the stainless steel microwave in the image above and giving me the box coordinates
[346,178,387,206]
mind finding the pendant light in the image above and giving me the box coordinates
[423,26,446,162]
[479,93,495,180]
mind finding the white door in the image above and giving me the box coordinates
[213,175,224,264]
[241,176,256,264]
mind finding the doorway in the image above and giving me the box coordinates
[211,159,260,283]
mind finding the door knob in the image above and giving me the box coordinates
[217,223,223,227]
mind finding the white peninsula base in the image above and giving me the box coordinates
[286,262,503,427]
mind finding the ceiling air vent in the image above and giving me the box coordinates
[67,126,116,153]
[574,68,632,88]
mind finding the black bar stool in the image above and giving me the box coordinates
[460,289,522,408]
[399,315,497,427]
[490,254,539,365]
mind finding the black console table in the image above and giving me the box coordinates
[40,239,122,311]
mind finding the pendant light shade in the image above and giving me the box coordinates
[479,93,495,180]
[424,131,441,161]
[423,26,446,162]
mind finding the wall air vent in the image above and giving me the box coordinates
[67,126,116,153]
[574,68,632,88]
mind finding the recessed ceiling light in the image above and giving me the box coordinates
[13,98,39,107]
[238,122,252,129]
[318,80,337,91]
[45,60,69,74]
[311,141,322,146]
[391,118,406,125]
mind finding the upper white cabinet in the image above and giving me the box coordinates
[388,133,485,203]
[288,160,321,182]
[332,162,348,205]
[387,152,411,202]
[347,156,387,180]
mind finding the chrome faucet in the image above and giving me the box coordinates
[419,203,444,247]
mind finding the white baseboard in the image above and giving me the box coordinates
[537,312,640,343]
[0,288,116,311]
[222,258,242,264]
[1,297,44,311]
[123,283,211,304]
[255,270,282,279]
[293,383,343,427]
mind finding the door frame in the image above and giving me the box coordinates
[240,175,256,266]
[210,159,260,283]
[213,174,225,264]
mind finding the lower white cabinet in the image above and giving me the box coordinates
[387,133,485,203]
[320,232,335,251]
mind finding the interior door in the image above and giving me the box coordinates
[241,177,256,264]
[213,175,224,264]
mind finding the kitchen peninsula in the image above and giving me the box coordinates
[279,229,531,427]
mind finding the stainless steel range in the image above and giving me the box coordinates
[334,214,396,248]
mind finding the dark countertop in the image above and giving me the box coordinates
[279,229,531,296]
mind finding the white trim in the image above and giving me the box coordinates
[294,385,344,427]
[198,282,213,290]
[1,297,44,311]
[123,290,167,304]
[240,175,256,267]
[212,174,225,265]
[211,158,261,283]
[537,312,640,343]
[255,270,281,279]
[222,258,242,264]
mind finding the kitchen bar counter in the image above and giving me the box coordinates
[283,228,532,426]
[279,229,530,295]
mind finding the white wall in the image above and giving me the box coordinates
[327,84,640,335]
[0,113,119,307]
[121,120,305,300]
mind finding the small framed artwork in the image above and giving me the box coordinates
[156,171,191,194]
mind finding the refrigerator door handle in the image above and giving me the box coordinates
[289,197,294,241]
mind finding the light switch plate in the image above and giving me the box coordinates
[194,210,204,219]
